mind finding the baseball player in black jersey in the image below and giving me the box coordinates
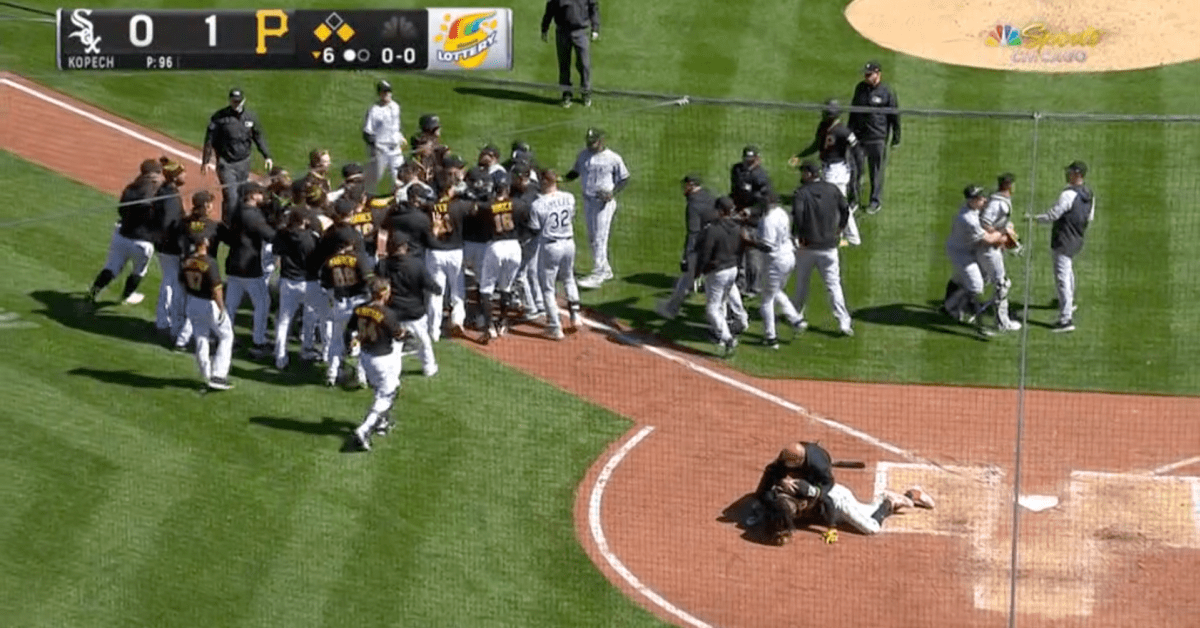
[179,236,234,391]
[171,191,222,352]
[271,210,320,370]
[347,277,408,452]
[302,149,333,197]
[201,88,272,217]
[425,180,474,341]
[378,184,436,260]
[376,234,440,376]
[153,158,188,340]
[475,171,529,341]
[695,196,750,356]
[793,99,864,246]
[220,182,277,359]
[460,167,493,330]
[89,159,164,307]
[312,199,374,387]
[849,61,901,214]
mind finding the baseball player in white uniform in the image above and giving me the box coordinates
[363,80,406,194]
[530,170,582,339]
[755,196,805,348]
[566,128,630,288]
[945,185,1008,336]
[979,173,1021,332]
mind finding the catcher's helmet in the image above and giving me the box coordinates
[376,80,392,94]
[419,114,441,133]
[464,166,493,199]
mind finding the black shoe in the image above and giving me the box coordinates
[582,94,592,107]
[373,418,394,436]
[1051,319,1075,333]
[207,377,233,391]
[248,344,271,359]
[763,336,779,350]
[866,202,882,215]
[561,93,573,108]
[352,432,372,451]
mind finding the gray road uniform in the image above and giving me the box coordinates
[979,192,1018,329]
[944,202,989,316]
[1034,184,1096,327]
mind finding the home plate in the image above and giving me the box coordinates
[1018,495,1059,512]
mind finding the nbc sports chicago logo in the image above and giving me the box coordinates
[429,9,511,70]
[984,22,1104,64]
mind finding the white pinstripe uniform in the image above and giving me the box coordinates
[363,100,403,192]
[572,145,629,282]
[756,204,804,341]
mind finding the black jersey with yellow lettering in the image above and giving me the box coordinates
[426,196,472,250]
[478,197,529,242]
[349,302,403,356]
[816,119,858,165]
[179,254,223,300]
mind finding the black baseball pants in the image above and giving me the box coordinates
[217,157,251,221]
[555,27,591,98]
[859,140,888,206]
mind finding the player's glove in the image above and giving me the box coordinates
[822,529,839,544]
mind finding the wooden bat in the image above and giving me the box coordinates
[832,460,866,469]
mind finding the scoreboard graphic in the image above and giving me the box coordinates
[56,8,513,71]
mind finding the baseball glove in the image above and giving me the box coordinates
[1003,224,1020,250]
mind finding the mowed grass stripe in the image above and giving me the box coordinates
[1165,125,1200,393]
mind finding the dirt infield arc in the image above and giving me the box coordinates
[3,73,1199,628]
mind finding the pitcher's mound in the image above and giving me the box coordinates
[845,0,1200,73]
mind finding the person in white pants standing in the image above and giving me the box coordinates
[376,235,440,377]
[530,170,582,339]
[695,197,749,356]
[754,194,804,349]
[270,210,320,370]
[944,185,1008,337]
[1032,161,1095,333]
[153,158,188,339]
[791,100,863,246]
[179,237,233,390]
[791,162,854,336]
[566,128,630,288]
[221,183,276,358]
[979,173,1022,332]
[348,278,407,452]
[363,80,406,195]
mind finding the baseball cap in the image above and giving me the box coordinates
[681,172,703,185]
[715,196,735,214]
[419,113,440,132]
[341,162,365,179]
[140,158,163,175]
[799,160,821,176]
[1065,160,1088,175]
[742,145,760,159]
[586,127,605,143]
[822,98,843,118]
[964,184,986,199]
[442,153,466,169]
[228,88,244,101]
[511,140,531,155]
[863,61,881,73]
[333,197,358,218]
[192,190,214,207]
[480,143,499,157]
[376,80,392,94]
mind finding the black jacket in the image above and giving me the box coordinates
[152,183,185,254]
[203,105,271,165]
[695,216,745,274]
[272,228,319,282]
[377,254,439,321]
[849,81,901,143]
[541,0,599,33]
[682,188,718,258]
[117,176,160,242]
[793,180,849,250]
[729,162,773,215]
[221,203,276,278]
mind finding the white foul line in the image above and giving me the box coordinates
[0,78,202,165]
[581,316,929,464]
[1148,454,1200,476]
[588,425,714,628]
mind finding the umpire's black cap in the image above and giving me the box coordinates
[228,87,244,102]
[799,160,821,176]
[1065,160,1088,176]
[863,60,882,73]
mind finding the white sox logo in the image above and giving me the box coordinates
[68,9,102,54]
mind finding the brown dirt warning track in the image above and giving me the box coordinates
[3,72,1198,628]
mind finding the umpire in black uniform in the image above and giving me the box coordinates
[730,145,773,297]
[202,88,273,218]
[541,0,600,108]
[848,61,901,214]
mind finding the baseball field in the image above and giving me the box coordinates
[2,0,1200,626]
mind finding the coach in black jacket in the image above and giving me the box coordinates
[541,0,600,108]
[849,61,901,213]
[792,162,854,336]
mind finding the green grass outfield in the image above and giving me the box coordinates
[5,0,1200,395]
[0,154,662,627]
[3,0,1200,625]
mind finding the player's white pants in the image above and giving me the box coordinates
[354,345,402,438]
[155,253,184,333]
[225,274,271,346]
[365,144,404,194]
[794,247,852,331]
[583,196,617,277]
[761,252,802,340]
[1052,249,1075,324]
[399,315,437,376]
[326,292,368,382]
[185,296,233,383]
[827,484,887,535]
[825,161,861,246]
[704,266,748,343]
[274,278,319,364]
[103,231,154,277]
[516,239,544,313]
[425,248,465,341]
[538,238,580,332]
[261,242,278,297]
[480,239,522,295]
[978,247,1014,325]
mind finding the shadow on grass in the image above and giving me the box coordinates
[453,86,562,106]
[68,366,201,390]
[620,272,677,290]
[854,302,987,340]
[31,289,163,347]
[249,416,357,437]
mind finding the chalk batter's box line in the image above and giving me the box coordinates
[872,461,1004,537]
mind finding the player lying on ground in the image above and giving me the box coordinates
[744,441,935,544]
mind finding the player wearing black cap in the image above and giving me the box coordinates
[474,170,529,341]
[376,231,441,377]
[88,159,164,307]
[695,196,750,356]
[792,99,863,246]
[944,184,1008,337]
[201,88,272,217]
[730,144,774,298]
[152,157,188,341]
[792,161,854,336]
[849,61,901,214]
[541,0,600,107]
[363,80,406,194]
[311,198,374,387]
[657,173,718,320]
[1032,161,1095,332]
[424,176,475,341]
[220,181,277,357]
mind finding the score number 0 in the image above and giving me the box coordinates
[126,13,220,48]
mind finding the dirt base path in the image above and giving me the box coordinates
[4,73,1198,628]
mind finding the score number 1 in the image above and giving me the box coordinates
[126,13,219,48]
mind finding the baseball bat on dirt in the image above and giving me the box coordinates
[832,460,867,469]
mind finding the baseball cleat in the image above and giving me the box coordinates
[87,285,101,303]
[882,490,914,513]
[839,325,855,337]
[352,432,372,451]
[373,418,394,436]
[546,326,565,340]
[423,365,439,377]
[121,292,145,305]
[324,376,337,388]
[1051,319,1075,333]
[568,312,581,330]
[762,336,780,350]
[791,319,808,333]
[561,94,573,108]
[654,300,677,321]
[521,309,545,322]
[976,325,995,338]
[275,357,289,370]
[866,202,882,215]
[576,275,601,289]
[999,320,1022,332]
[905,486,936,509]
[206,377,233,391]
